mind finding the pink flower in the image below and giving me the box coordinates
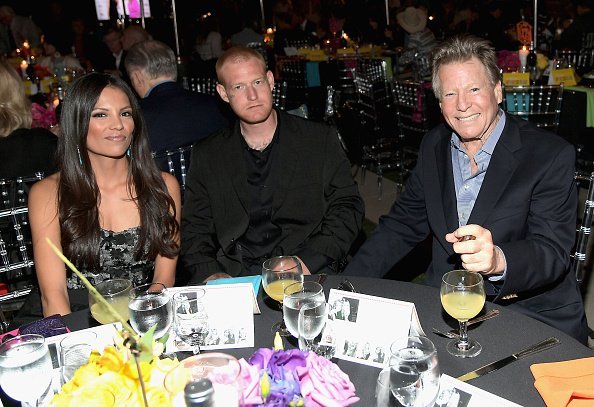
[297,352,359,407]
[30,102,56,130]
[238,359,264,405]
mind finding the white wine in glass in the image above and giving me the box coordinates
[440,269,486,358]
[262,256,304,335]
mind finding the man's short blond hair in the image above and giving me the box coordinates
[215,47,267,86]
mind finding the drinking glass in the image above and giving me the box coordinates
[59,331,98,384]
[440,269,486,358]
[89,278,132,324]
[388,335,440,407]
[261,256,304,335]
[129,282,173,339]
[298,301,336,359]
[173,289,209,354]
[164,352,243,407]
[375,368,396,407]
[0,334,53,406]
[283,281,325,338]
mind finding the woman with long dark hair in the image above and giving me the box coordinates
[29,72,181,316]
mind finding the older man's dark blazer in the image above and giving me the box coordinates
[345,114,588,343]
[140,81,228,153]
[181,111,364,283]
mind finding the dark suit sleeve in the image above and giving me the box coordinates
[295,126,365,273]
[180,144,225,283]
[343,138,431,278]
[495,142,577,298]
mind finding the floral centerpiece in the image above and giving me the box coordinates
[237,334,359,407]
[50,328,179,407]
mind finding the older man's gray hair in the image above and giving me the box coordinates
[125,40,178,80]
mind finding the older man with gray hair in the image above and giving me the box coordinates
[124,39,228,155]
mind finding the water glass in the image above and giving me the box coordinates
[376,368,398,407]
[60,331,98,384]
[283,281,325,338]
[89,278,132,324]
[298,302,336,359]
[173,289,208,354]
[389,335,440,407]
[129,282,173,339]
[0,334,53,406]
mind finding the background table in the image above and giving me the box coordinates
[62,275,593,406]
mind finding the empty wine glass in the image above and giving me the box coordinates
[283,281,325,338]
[440,270,486,358]
[261,256,304,335]
[129,282,173,339]
[173,289,209,354]
[389,335,440,407]
[0,334,53,406]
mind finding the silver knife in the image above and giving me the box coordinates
[456,337,561,382]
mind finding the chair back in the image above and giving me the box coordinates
[351,68,379,129]
[189,77,218,96]
[392,80,436,150]
[152,146,193,201]
[0,174,44,327]
[278,57,308,110]
[501,84,564,133]
[272,80,288,111]
[573,171,594,286]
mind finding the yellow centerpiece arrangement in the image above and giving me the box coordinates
[50,328,178,406]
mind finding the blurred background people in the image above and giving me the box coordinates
[0,5,41,53]
[0,57,57,179]
[558,0,594,50]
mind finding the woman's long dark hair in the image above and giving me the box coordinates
[57,72,179,271]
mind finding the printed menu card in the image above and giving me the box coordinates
[326,289,425,368]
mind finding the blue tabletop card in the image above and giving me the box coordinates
[206,275,262,297]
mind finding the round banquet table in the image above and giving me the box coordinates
[62,275,593,406]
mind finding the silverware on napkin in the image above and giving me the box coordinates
[456,337,561,382]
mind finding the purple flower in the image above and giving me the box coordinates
[267,349,307,380]
[248,348,274,370]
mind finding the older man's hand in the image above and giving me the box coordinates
[445,224,504,275]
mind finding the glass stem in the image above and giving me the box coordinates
[457,320,469,350]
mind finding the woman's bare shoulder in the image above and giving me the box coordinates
[29,173,59,202]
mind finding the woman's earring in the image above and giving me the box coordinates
[127,147,131,158]
[77,147,83,165]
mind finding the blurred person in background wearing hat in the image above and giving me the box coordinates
[397,6,437,56]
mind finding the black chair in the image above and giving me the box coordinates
[188,77,218,96]
[152,146,193,202]
[501,84,564,134]
[0,174,45,330]
[572,171,594,339]
[272,80,288,111]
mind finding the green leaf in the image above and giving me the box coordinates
[136,324,157,363]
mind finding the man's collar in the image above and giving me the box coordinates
[144,79,176,98]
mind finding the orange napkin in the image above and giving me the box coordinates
[531,357,594,407]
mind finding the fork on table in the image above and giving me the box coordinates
[432,309,500,339]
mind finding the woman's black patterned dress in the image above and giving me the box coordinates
[66,227,154,288]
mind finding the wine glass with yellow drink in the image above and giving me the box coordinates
[89,278,132,324]
[262,256,304,335]
[440,270,485,358]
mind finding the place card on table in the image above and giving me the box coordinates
[502,72,530,86]
[166,284,256,353]
[550,68,578,86]
[436,374,522,406]
[325,289,425,368]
